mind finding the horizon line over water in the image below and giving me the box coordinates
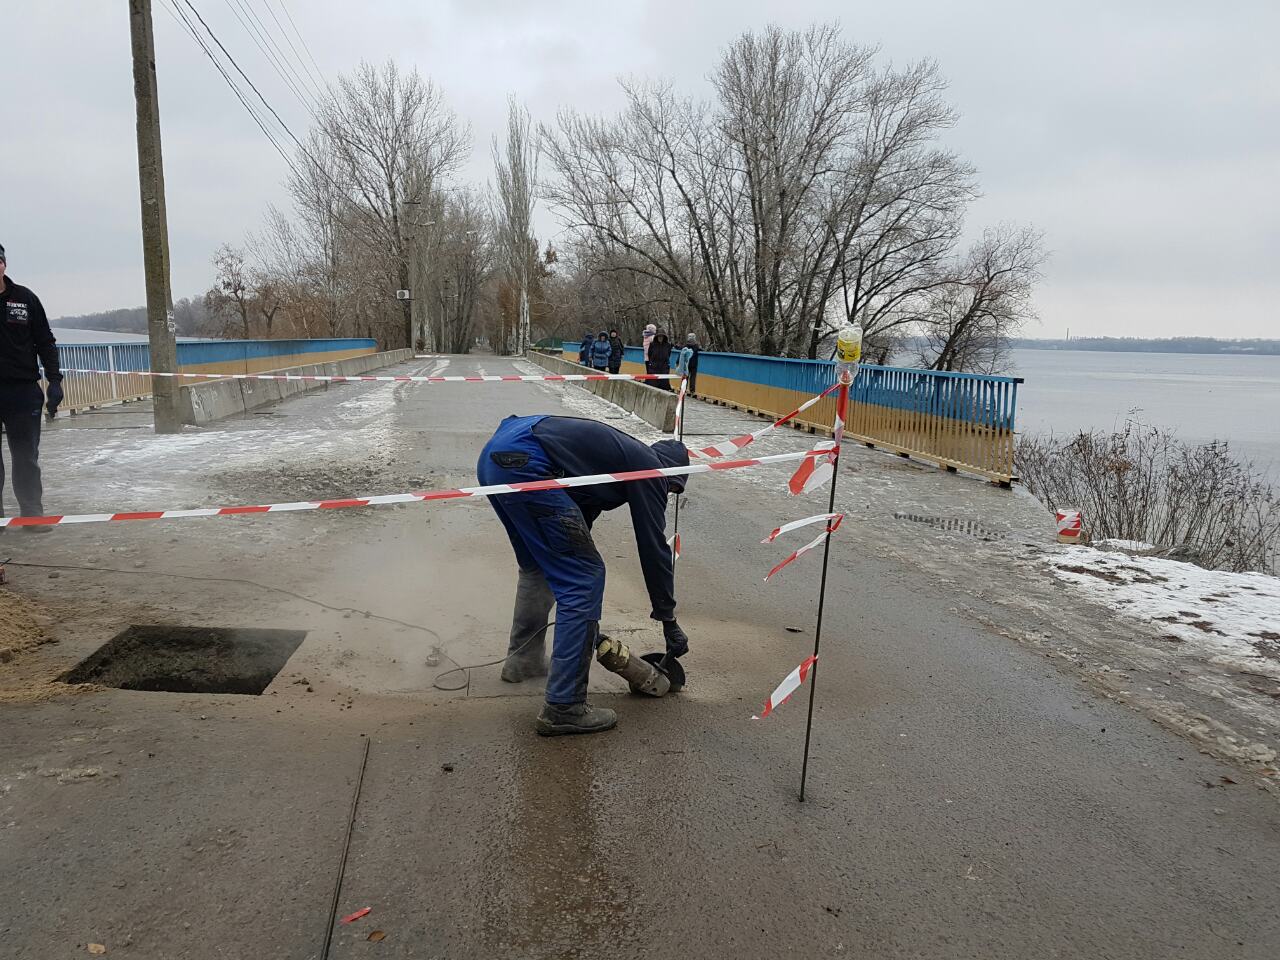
[1008,348,1280,480]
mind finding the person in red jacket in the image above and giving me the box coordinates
[0,243,62,530]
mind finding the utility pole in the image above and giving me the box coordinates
[403,203,439,352]
[439,277,451,356]
[404,201,423,352]
[129,0,182,434]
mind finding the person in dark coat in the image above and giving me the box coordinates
[1,242,61,530]
[646,330,673,390]
[607,329,624,375]
[478,415,692,735]
[589,331,612,370]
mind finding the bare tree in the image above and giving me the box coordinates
[204,245,252,338]
[916,225,1045,373]
[543,24,985,359]
[428,190,495,353]
[816,62,975,356]
[290,60,469,348]
[492,96,539,354]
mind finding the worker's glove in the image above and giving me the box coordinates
[662,619,689,659]
[45,381,63,418]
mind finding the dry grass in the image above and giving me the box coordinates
[1017,421,1279,575]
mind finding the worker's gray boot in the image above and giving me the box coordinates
[501,565,555,683]
[536,627,615,736]
[535,702,618,736]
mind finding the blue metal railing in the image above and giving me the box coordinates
[553,343,1023,481]
[853,364,1021,431]
[52,338,379,411]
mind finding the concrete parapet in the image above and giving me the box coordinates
[179,349,415,426]
[525,351,677,432]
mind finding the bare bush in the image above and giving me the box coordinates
[1017,423,1280,575]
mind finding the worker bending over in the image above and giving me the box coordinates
[477,415,691,736]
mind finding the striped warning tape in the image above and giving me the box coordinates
[752,654,818,719]
[785,377,849,493]
[689,383,840,459]
[762,512,844,544]
[0,447,830,530]
[763,515,844,582]
[59,368,680,385]
[672,376,688,437]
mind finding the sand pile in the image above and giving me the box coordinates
[0,588,50,663]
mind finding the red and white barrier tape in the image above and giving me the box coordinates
[763,515,844,582]
[667,532,682,560]
[787,441,836,495]
[673,376,688,437]
[1059,512,1080,542]
[0,448,829,530]
[762,512,844,544]
[60,368,679,385]
[785,379,849,494]
[689,383,839,459]
[752,654,818,719]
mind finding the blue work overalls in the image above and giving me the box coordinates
[477,415,605,704]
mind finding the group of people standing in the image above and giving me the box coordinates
[578,325,700,393]
[580,329,626,376]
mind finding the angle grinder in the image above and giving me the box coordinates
[641,651,685,693]
[595,632,685,696]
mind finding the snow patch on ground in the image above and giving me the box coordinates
[1046,547,1280,677]
[1095,538,1160,552]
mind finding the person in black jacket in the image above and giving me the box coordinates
[477,414,692,735]
[607,329,624,375]
[0,243,61,529]
[646,330,673,390]
[578,331,593,367]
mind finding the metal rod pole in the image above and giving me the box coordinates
[798,376,851,802]
[672,375,687,556]
[320,737,371,960]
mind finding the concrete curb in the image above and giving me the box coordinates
[179,349,415,426]
[524,351,677,432]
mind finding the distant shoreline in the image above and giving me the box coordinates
[1014,338,1280,356]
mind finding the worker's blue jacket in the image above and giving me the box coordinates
[482,415,686,621]
[478,416,688,704]
[537,416,684,618]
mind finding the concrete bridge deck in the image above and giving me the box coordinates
[1,354,1276,959]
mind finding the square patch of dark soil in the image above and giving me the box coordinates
[60,625,306,695]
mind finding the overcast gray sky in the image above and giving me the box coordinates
[3,0,1277,338]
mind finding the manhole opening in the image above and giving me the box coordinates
[60,625,306,695]
[893,512,1004,541]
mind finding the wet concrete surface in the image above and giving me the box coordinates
[1,355,1278,958]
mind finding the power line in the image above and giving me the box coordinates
[156,0,413,259]
[263,0,327,99]
[220,0,315,114]
[251,0,325,102]
[233,0,324,106]
[178,0,305,151]
[157,0,293,165]
[274,0,327,93]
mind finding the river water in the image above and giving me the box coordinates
[1009,349,1280,479]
